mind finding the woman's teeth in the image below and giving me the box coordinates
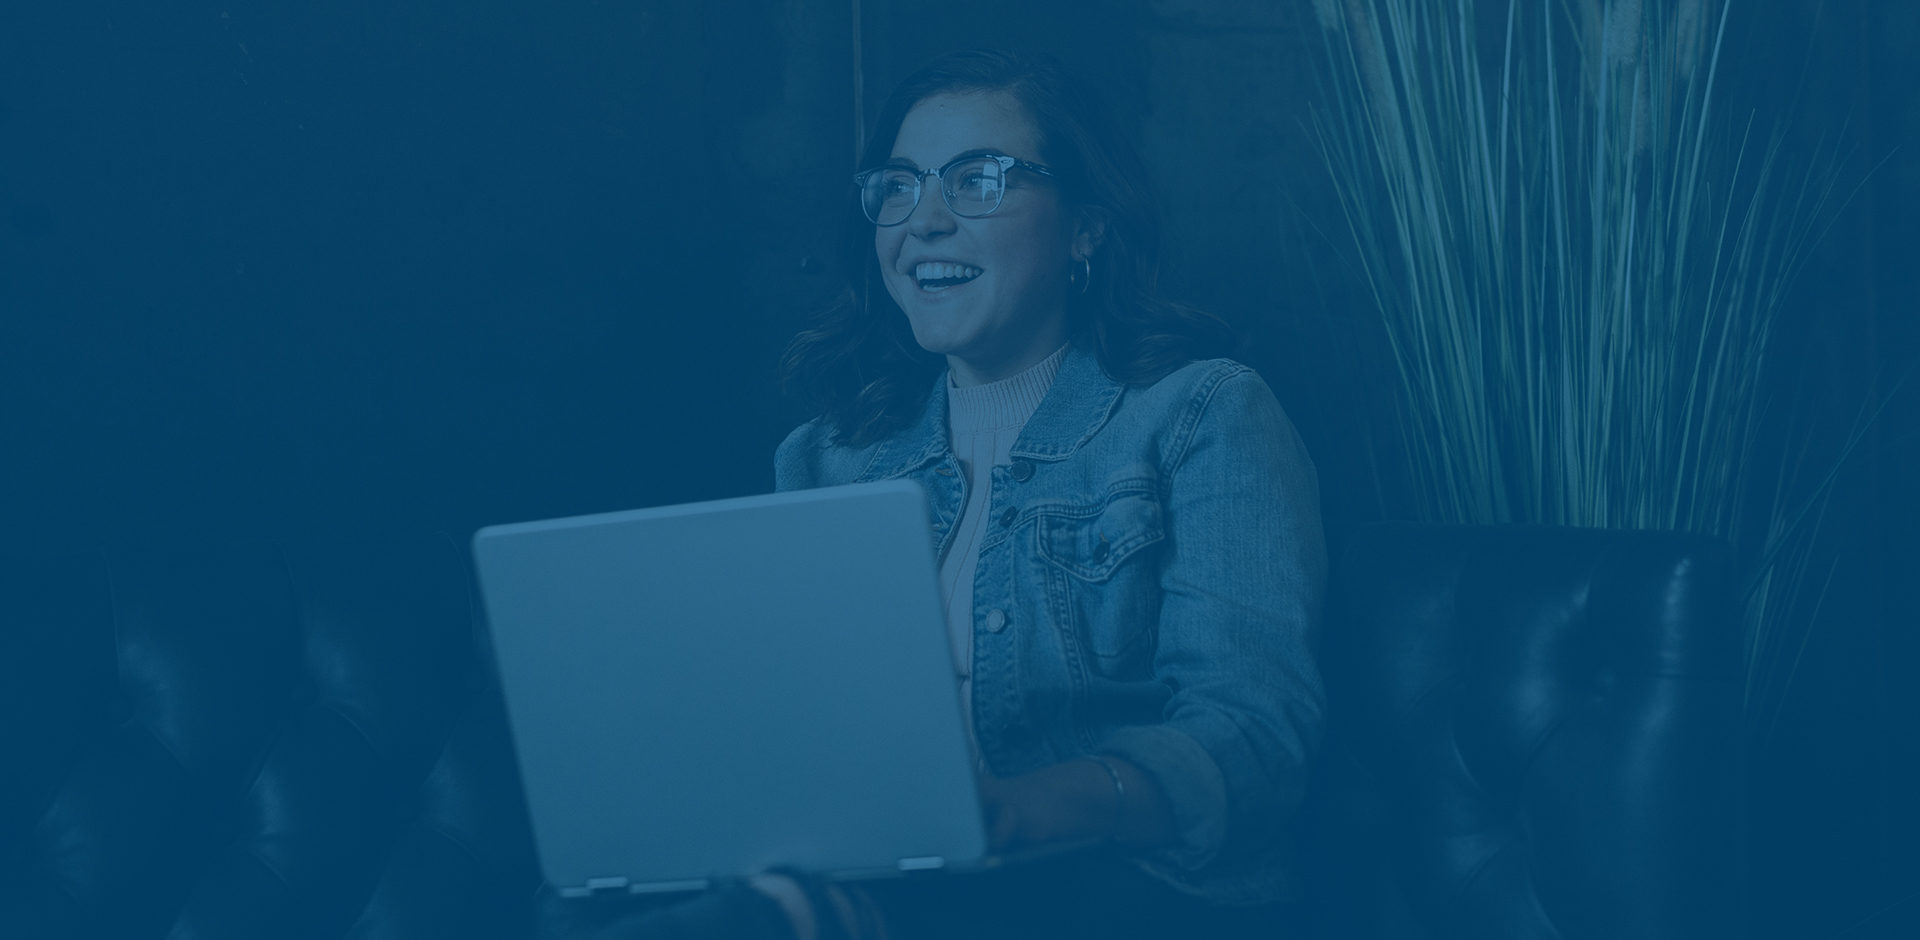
[915,262,983,290]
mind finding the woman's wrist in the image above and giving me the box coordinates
[1074,755,1128,841]
[979,755,1180,851]
[1089,754,1178,849]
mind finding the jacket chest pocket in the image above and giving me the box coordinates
[1035,491,1165,673]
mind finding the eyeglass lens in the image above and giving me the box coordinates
[861,156,1007,225]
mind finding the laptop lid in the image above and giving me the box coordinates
[473,479,989,896]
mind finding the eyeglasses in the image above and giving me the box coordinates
[853,153,1056,226]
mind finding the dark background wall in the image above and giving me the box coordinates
[3,0,848,545]
[4,1,1914,936]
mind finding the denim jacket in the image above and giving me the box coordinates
[773,342,1326,903]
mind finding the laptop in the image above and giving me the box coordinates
[473,479,1004,897]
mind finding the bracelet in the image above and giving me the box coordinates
[1077,755,1127,841]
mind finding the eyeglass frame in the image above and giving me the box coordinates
[852,152,1057,226]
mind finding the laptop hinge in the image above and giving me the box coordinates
[577,877,630,897]
[560,876,712,898]
[630,878,712,894]
[897,856,947,872]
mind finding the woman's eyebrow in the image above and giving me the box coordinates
[884,147,1004,170]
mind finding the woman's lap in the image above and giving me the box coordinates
[869,851,1299,940]
[537,851,1301,940]
[536,881,788,940]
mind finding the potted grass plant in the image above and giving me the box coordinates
[1306,0,1874,735]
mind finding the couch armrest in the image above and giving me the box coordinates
[1301,523,1744,939]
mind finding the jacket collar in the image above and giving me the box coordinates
[857,341,1123,481]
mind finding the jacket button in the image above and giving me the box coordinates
[984,609,1008,632]
[1009,459,1033,482]
[1092,537,1110,562]
[999,506,1018,527]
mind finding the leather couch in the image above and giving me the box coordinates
[1,534,541,940]
[2,523,1743,939]
[1303,523,1745,938]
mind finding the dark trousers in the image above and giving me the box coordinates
[540,850,1303,940]
[877,851,1300,940]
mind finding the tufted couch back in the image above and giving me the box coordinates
[1304,523,1746,938]
[1,535,539,940]
[2,523,1744,939]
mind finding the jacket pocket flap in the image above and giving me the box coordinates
[1037,493,1165,582]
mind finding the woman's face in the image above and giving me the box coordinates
[876,91,1085,387]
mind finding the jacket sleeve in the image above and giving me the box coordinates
[773,419,825,493]
[1094,365,1327,886]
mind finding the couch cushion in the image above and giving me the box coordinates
[1303,523,1743,939]
[1,535,539,939]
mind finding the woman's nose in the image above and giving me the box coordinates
[905,181,958,239]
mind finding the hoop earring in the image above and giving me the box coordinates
[1070,256,1092,295]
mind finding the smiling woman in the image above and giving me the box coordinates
[541,49,1325,940]
[867,92,1084,387]
[778,49,1241,450]
[767,49,1325,939]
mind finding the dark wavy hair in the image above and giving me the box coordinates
[778,49,1239,448]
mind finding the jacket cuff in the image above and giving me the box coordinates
[1096,723,1228,872]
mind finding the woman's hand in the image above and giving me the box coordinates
[978,755,1177,852]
